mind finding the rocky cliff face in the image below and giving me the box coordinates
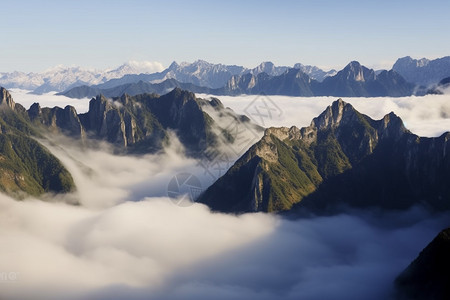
[0,88,76,198]
[0,87,16,110]
[395,228,450,300]
[29,103,85,138]
[198,99,450,214]
[29,87,260,156]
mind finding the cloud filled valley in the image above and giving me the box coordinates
[1,90,450,299]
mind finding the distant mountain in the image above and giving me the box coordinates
[0,88,75,198]
[59,79,211,99]
[426,76,450,95]
[221,69,317,96]
[220,61,413,97]
[393,56,450,86]
[395,227,450,300]
[159,60,247,89]
[249,61,289,77]
[293,63,337,82]
[318,61,415,97]
[197,99,450,213]
[94,60,302,90]
[63,62,414,99]
[58,60,334,94]
[0,62,164,94]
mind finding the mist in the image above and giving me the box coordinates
[1,92,449,299]
[199,93,450,137]
[8,89,91,113]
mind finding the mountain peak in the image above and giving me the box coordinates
[0,87,16,110]
[340,61,375,82]
[378,111,408,139]
[165,87,197,103]
[312,99,355,130]
[168,61,179,70]
[347,61,362,68]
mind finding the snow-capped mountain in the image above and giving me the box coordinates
[0,71,45,90]
[293,63,337,82]
[158,60,247,88]
[99,60,336,90]
[248,61,289,77]
[0,61,164,94]
[1,59,337,94]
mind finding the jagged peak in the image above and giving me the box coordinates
[93,94,108,102]
[168,61,179,70]
[192,59,211,66]
[64,105,78,114]
[28,102,42,120]
[312,99,356,130]
[256,61,275,68]
[208,97,224,110]
[346,61,362,69]
[340,61,376,82]
[163,87,197,105]
[264,126,300,141]
[0,87,16,110]
[379,111,408,136]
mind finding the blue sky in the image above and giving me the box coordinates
[1,0,449,72]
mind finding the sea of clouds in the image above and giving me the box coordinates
[1,90,449,299]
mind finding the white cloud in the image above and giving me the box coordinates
[0,137,277,300]
[8,89,91,113]
[125,60,165,74]
[198,94,450,137]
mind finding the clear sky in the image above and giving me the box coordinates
[1,0,449,72]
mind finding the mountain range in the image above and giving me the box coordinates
[3,56,450,98]
[393,56,450,86]
[0,86,262,198]
[198,99,450,214]
[0,61,163,94]
[0,60,336,95]
[61,61,415,98]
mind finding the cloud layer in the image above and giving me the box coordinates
[200,94,450,137]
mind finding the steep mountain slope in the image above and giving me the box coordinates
[393,56,450,86]
[197,99,450,213]
[0,88,75,198]
[37,88,262,155]
[395,227,450,300]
